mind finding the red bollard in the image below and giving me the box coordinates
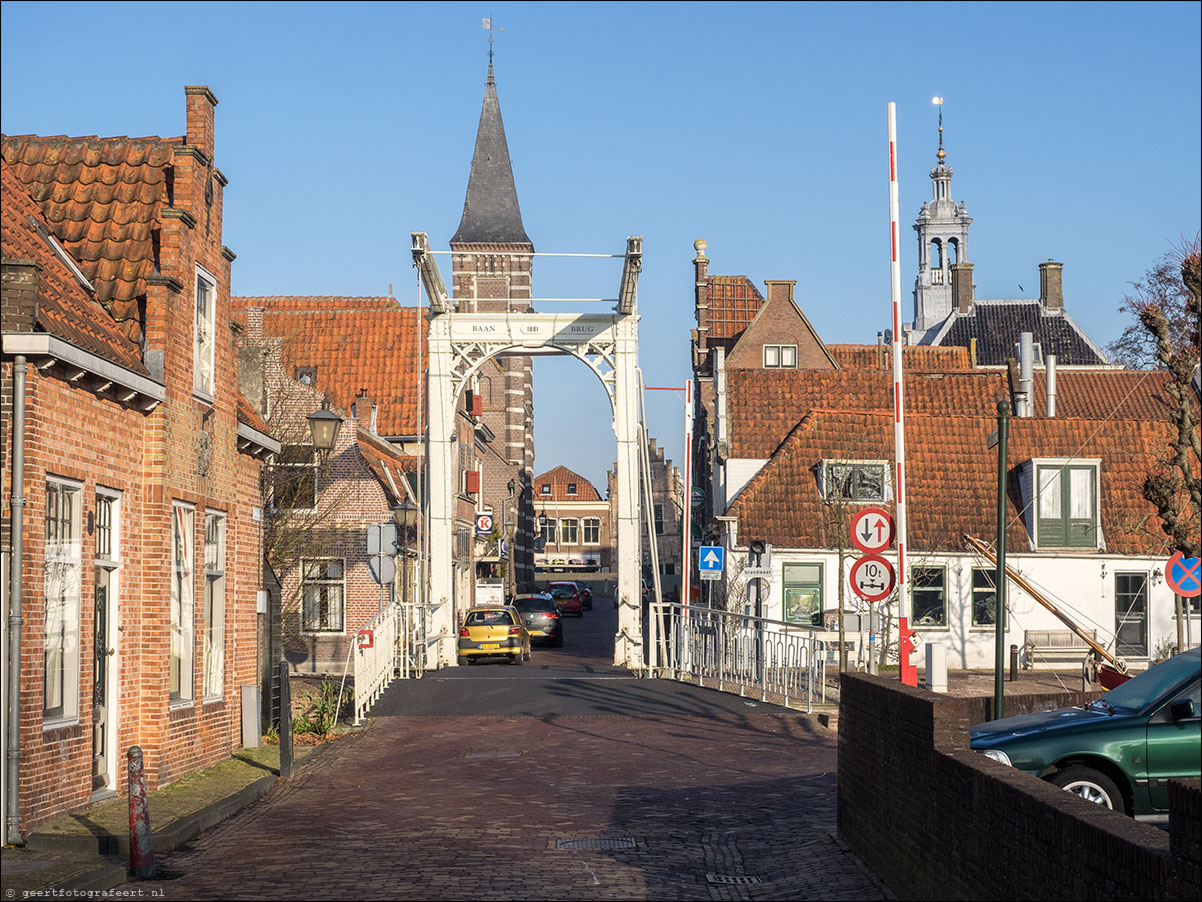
[127,745,155,878]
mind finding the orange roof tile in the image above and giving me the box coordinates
[728,369,1006,458]
[533,465,603,501]
[827,344,973,372]
[231,297,427,436]
[236,393,272,436]
[356,427,418,506]
[706,275,764,345]
[730,410,1176,556]
[1,159,147,374]
[2,134,178,346]
[1029,369,1178,421]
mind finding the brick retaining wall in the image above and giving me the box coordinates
[837,673,1199,900]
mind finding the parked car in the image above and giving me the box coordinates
[545,581,583,617]
[969,646,1201,822]
[457,605,531,666]
[512,593,563,646]
[578,585,593,611]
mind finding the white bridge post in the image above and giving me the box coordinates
[426,314,457,667]
[613,315,643,669]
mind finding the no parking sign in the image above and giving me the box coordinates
[1166,552,1202,598]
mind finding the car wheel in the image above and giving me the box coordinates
[511,652,523,666]
[457,655,468,666]
[1049,766,1124,811]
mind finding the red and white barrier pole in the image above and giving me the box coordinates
[888,102,917,687]
[127,745,155,878]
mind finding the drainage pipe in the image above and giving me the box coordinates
[6,355,27,843]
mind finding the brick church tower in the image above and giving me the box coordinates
[450,57,537,589]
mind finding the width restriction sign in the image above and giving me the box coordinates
[849,554,896,603]
[850,506,894,554]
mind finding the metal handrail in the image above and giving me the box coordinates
[650,603,828,711]
[353,604,399,724]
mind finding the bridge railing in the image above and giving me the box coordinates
[649,603,828,712]
[353,604,399,724]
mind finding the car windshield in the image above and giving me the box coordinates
[513,597,554,613]
[1090,649,1202,714]
[465,610,515,626]
[548,586,575,598]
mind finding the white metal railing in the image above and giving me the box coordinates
[353,604,399,724]
[649,603,828,712]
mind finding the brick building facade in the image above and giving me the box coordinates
[2,87,277,838]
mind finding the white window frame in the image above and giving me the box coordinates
[582,518,601,545]
[763,344,798,369]
[194,265,217,401]
[301,558,346,633]
[540,518,558,546]
[170,503,196,705]
[203,510,226,701]
[44,477,82,725]
[1031,458,1101,550]
[560,518,580,545]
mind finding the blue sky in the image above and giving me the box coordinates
[3,1,1199,494]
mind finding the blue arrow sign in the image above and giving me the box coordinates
[698,545,725,572]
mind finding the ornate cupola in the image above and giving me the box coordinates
[910,98,973,340]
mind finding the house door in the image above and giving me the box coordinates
[1114,572,1148,657]
[92,565,117,792]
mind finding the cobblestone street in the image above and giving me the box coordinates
[150,603,891,900]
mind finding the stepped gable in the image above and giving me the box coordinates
[939,300,1108,365]
[2,133,178,346]
[1,159,147,374]
[231,295,427,437]
[533,465,603,501]
[729,409,1173,556]
[705,275,764,352]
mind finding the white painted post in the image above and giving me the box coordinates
[613,315,643,669]
[925,643,947,693]
[426,314,456,668]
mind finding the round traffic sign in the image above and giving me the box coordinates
[745,576,771,602]
[1166,551,1201,598]
[849,554,896,603]
[850,506,895,554]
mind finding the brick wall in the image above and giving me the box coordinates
[837,673,1197,900]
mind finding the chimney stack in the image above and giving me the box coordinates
[353,389,376,432]
[951,262,974,314]
[1,260,42,332]
[1018,332,1035,417]
[764,280,796,305]
[184,86,218,160]
[1039,260,1064,312]
[1046,354,1057,418]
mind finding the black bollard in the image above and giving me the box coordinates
[1009,644,1018,682]
[278,660,293,778]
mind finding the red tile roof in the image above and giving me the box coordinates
[356,427,419,506]
[706,275,764,344]
[728,369,1006,458]
[1,160,147,374]
[236,393,272,435]
[1029,369,1178,421]
[231,297,427,436]
[730,409,1175,556]
[2,134,179,346]
[827,344,973,372]
[533,465,603,501]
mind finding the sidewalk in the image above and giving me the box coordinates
[1,737,347,900]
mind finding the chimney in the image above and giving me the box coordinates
[694,239,709,360]
[764,280,796,305]
[184,86,218,160]
[1039,260,1064,312]
[951,262,974,314]
[1018,332,1035,417]
[1,260,42,332]
[1045,354,1057,418]
[353,389,376,432]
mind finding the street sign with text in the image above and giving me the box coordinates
[849,554,896,602]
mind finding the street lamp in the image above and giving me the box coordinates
[392,498,418,605]
[305,394,341,463]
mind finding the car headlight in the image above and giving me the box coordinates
[977,748,1012,767]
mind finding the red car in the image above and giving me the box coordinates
[546,581,583,617]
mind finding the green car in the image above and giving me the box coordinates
[970,646,1201,823]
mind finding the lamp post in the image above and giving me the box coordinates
[305,394,342,464]
[392,498,418,606]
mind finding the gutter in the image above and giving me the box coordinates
[6,355,27,843]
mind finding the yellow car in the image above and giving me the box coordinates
[457,605,531,666]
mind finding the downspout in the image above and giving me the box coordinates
[6,355,27,843]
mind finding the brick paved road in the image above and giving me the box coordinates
[152,602,892,900]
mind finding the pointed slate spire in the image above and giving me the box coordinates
[451,63,532,246]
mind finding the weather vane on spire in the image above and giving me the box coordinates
[482,17,504,68]
[932,96,946,163]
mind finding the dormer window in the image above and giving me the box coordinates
[821,460,887,503]
[540,484,551,496]
[295,366,317,386]
[1030,459,1100,549]
[764,345,798,368]
[567,483,577,496]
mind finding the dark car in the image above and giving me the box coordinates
[512,593,563,646]
[578,585,593,611]
[970,646,1201,822]
[545,581,583,617]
